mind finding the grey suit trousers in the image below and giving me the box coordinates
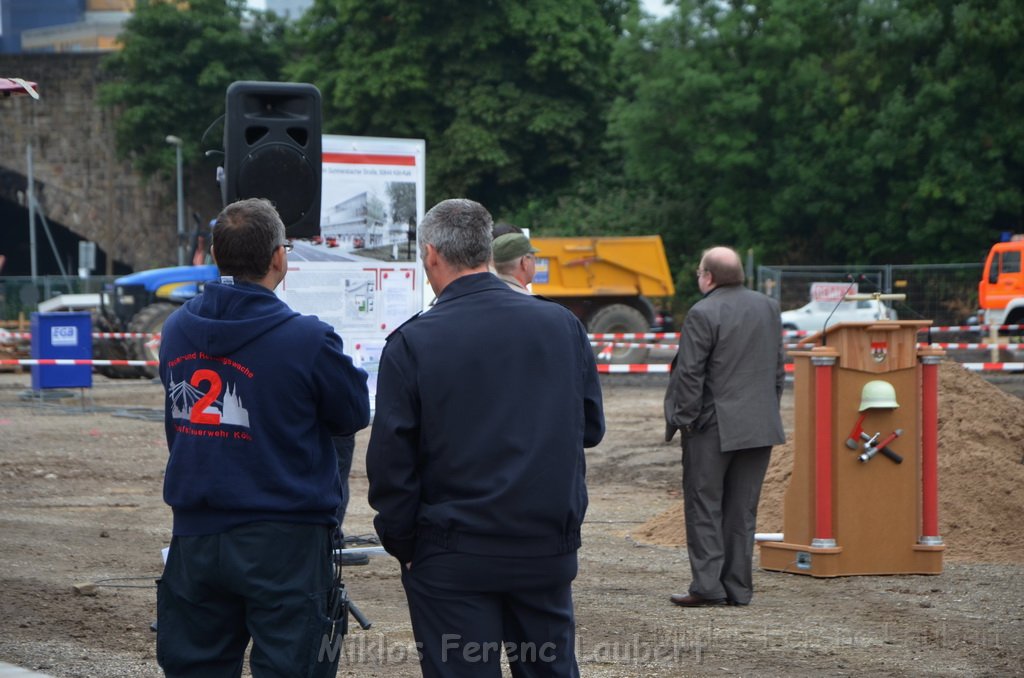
[682,422,771,604]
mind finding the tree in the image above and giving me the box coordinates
[845,0,1024,262]
[609,0,1024,266]
[100,0,287,180]
[386,181,417,227]
[286,0,630,214]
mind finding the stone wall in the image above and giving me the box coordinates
[0,53,213,272]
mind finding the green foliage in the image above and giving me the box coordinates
[609,0,1024,267]
[99,0,287,178]
[96,0,1024,281]
[386,182,417,227]
[285,0,629,214]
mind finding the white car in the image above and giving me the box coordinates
[781,299,897,333]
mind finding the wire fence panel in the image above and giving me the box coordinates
[0,276,116,323]
[758,263,983,327]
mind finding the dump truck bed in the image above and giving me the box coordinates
[530,236,675,299]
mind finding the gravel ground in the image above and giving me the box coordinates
[0,371,1021,677]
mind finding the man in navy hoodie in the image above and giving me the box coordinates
[157,198,370,677]
[366,198,605,677]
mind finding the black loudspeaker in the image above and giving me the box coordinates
[223,81,322,238]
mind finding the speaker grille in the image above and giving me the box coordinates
[236,144,316,227]
[223,81,322,236]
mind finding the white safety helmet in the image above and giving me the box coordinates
[858,380,899,411]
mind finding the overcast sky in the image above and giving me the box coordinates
[246,1,676,21]
[640,0,674,20]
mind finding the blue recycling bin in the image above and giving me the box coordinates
[31,312,93,390]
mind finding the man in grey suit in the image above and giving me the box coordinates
[664,246,785,607]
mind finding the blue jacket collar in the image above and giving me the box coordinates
[435,271,506,304]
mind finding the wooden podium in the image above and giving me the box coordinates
[759,321,945,576]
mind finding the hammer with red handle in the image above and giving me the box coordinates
[858,429,903,464]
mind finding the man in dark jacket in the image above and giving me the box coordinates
[366,198,605,677]
[664,246,785,608]
[157,198,370,677]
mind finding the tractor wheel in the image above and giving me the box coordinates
[128,302,178,380]
[587,304,650,364]
[91,311,145,379]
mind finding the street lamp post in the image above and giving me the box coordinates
[165,135,185,266]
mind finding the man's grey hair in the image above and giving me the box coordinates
[493,259,518,276]
[418,199,494,270]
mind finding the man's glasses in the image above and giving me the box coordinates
[280,242,294,253]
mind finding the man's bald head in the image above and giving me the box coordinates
[700,246,745,288]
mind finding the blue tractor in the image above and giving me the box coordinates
[96,264,218,378]
[94,213,219,378]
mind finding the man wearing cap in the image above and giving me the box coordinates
[492,231,539,294]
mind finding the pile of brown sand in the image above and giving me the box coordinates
[632,360,1024,563]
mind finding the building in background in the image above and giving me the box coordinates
[2,0,98,53]
[1,0,310,54]
[322,191,387,251]
[2,0,132,53]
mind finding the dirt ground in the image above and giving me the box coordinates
[0,364,1022,677]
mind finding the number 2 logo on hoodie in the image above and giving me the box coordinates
[167,368,251,428]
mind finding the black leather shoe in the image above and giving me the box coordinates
[670,593,727,607]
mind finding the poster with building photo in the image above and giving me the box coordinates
[276,135,426,405]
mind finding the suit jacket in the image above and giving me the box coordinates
[664,284,785,452]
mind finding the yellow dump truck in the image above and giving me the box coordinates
[530,235,675,363]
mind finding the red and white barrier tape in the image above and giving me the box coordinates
[598,362,1024,374]
[0,359,157,367]
[5,332,158,340]
[957,362,1024,372]
[3,358,1022,373]
[597,364,795,374]
[924,343,1023,350]
[601,340,1023,352]
[596,364,672,373]
[588,332,679,340]
[782,325,1024,339]
[784,342,1023,351]
[928,324,1024,333]
[590,341,680,351]
[4,325,1019,344]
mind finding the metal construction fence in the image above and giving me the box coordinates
[757,263,983,328]
[5,265,1015,374]
[0,265,984,327]
[4,329,1023,375]
[0,275,116,327]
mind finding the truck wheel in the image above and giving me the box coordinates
[92,312,145,379]
[128,302,178,380]
[587,304,650,364]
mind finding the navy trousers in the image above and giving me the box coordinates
[156,521,340,678]
[332,434,355,531]
[401,540,580,678]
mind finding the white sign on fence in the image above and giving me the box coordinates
[810,282,858,303]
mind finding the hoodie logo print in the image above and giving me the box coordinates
[167,369,251,428]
